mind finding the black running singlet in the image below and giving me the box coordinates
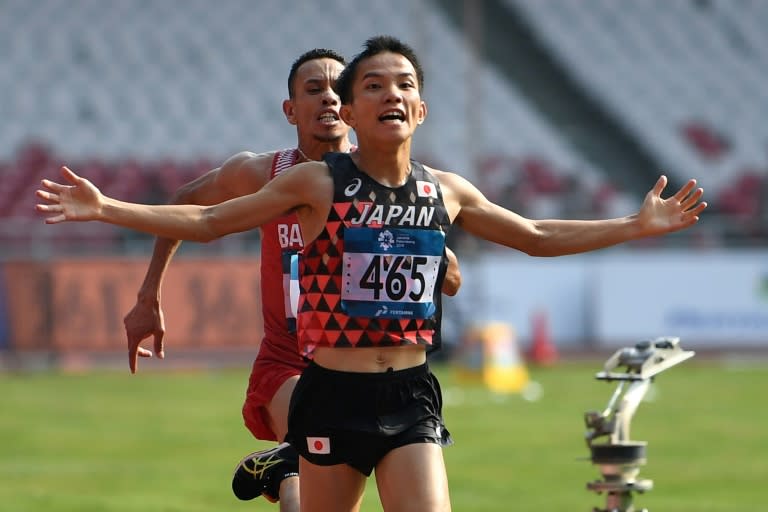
[297,152,452,358]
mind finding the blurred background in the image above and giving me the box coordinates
[1,0,765,364]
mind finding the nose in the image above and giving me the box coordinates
[383,83,403,103]
[321,88,339,105]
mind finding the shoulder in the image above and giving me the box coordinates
[421,165,485,213]
[269,161,332,187]
[265,161,334,214]
[178,149,287,200]
[215,150,284,191]
[222,150,280,173]
[422,165,471,189]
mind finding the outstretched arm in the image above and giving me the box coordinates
[442,173,706,256]
[123,152,274,373]
[36,163,327,242]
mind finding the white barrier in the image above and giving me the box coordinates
[447,249,768,349]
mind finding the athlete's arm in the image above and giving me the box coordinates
[437,171,706,257]
[123,152,275,373]
[36,162,332,244]
[441,247,461,296]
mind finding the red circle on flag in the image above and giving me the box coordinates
[314,440,324,451]
[423,184,432,194]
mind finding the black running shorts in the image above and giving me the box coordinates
[286,361,452,475]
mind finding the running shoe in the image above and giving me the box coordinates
[231,442,299,502]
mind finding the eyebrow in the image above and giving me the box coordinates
[301,77,329,88]
[361,71,415,81]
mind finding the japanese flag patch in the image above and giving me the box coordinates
[307,436,331,454]
[416,180,438,199]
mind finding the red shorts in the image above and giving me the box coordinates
[242,341,307,441]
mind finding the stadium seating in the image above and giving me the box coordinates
[3,0,766,254]
[509,0,768,199]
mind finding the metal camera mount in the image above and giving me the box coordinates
[584,337,694,512]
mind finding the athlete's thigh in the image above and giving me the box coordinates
[298,458,367,512]
[267,374,300,443]
[375,443,451,512]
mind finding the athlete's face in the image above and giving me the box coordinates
[284,58,349,143]
[340,52,426,144]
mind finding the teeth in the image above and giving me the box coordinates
[319,113,338,121]
[380,111,404,121]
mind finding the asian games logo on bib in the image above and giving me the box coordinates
[378,230,395,250]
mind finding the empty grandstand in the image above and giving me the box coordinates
[0,0,765,254]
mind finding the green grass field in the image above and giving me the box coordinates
[1,358,766,511]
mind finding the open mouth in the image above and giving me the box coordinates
[378,110,405,123]
[318,111,339,123]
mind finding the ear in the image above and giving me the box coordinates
[283,99,298,126]
[340,104,355,128]
[417,100,427,125]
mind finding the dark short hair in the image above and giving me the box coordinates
[287,48,347,98]
[335,35,424,105]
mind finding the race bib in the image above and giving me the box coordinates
[342,227,444,319]
[282,251,299,332]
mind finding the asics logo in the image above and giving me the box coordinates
[344,178,362,196]
[244,454,283,480]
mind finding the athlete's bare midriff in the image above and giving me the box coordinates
[312,345,427,373]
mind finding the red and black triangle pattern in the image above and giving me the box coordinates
[297,153,451,358]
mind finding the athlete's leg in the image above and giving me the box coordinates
[233,369,302,508]
[266,374,300,442]
[298,458,367,512]
[265,375,301,511]
[375,443,451,512]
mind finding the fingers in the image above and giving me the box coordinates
[130,346,154,373]
[45,214,68,225]
[656,175,706,213]
[128,342,140,374]
[652,175,668,196]
[128,329,150,373]
[35,168,78,203]
[36,182,65,222]
[673,179,697,202]
[687,201,708,217]
[127,332,165,373]
[35,204,67,224]
[35,198,66,224]
[680,187,704,211]
[36,188,59,203]
[154,332,165,360]
[40,178,67,194]
[35,202,62,213]
[61,165,81,184]
[129,350,138,374]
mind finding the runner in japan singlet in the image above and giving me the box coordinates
[297,152,452,358]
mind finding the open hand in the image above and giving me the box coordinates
[637,175,707,236]
[35,166,103,223]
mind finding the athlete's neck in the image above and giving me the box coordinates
[297,139,354,162]
[351,147,412,188]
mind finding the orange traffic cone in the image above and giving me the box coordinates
[528,310,558,366]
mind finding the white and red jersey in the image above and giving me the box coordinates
[256,148,306,369]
